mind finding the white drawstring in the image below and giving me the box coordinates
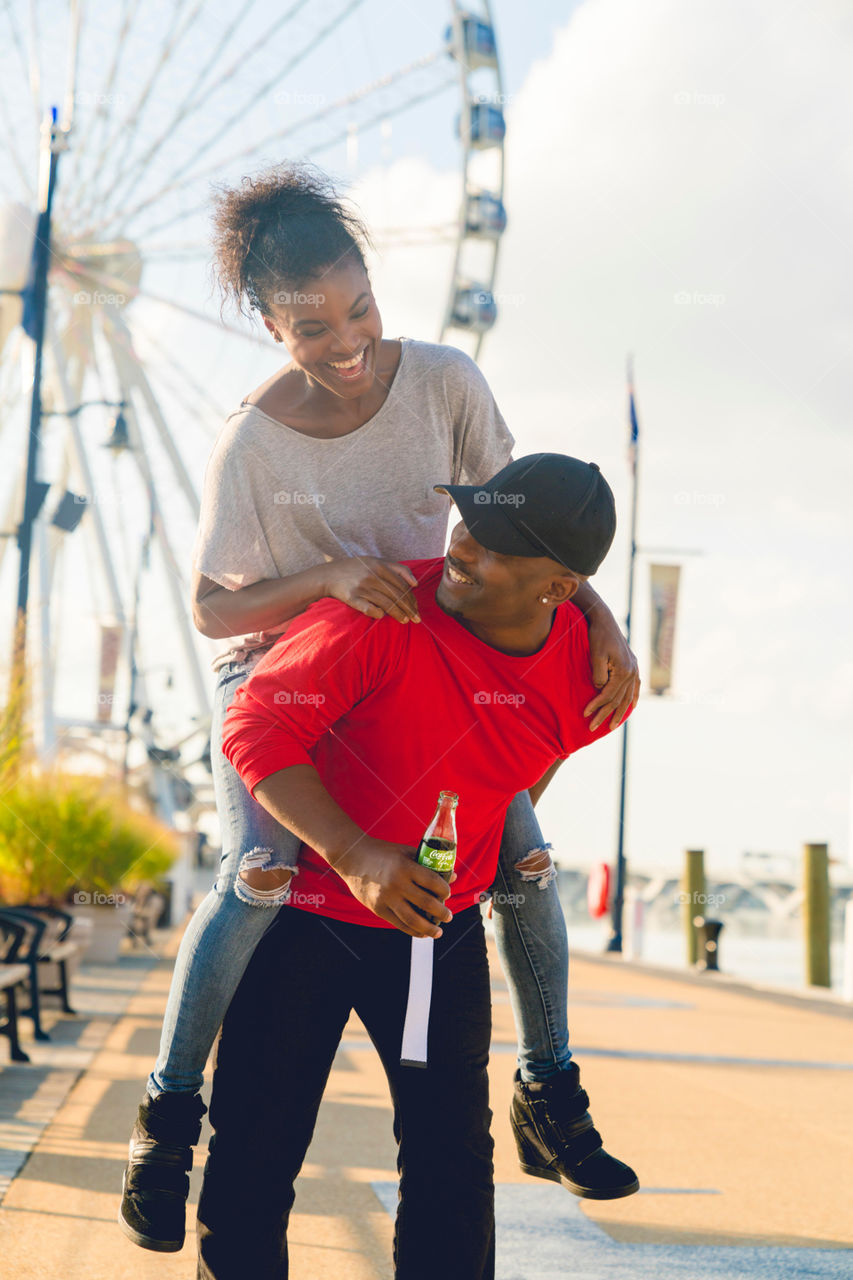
[400,936,435,1068]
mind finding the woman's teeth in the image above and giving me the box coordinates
[327,350,367,377]
[447,563,474,585]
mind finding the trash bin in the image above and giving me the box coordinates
[694,916,724,972]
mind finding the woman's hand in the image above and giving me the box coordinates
[322,557,421,624]
[583,608,640,731]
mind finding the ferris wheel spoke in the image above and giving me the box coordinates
[127,320,232,437]
[209,47,449,182]
[89,0,370,242]
[86,0,270,229]
[59,0,143,218]
[72,0,207,230]
[57,255,272,349]
[61,0,82,132]
[107,49,449,244]
[78,0,315,234]
[95,0,322,225]
[0,100,36,200]
[0,476,22,580]
[0,331,26,417]
[307,73,456,160]
[167,0,262,106]
[102,311,199,518]
[372,224,458,248]
[102,322,211,720]
[132,240,208,258]
[141,288,271,347]
[0,0,33,122]
[98,323,213,724]
[26,0,43,125]
[44,321,126,622]
[137,358,222,442]
[59,0,163,230]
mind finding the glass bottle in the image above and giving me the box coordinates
[417,790,458,881]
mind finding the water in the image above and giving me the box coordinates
[565,920,847,995]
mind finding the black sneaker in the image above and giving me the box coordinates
[510,1065,639,1200]
[118,1090,207,1252]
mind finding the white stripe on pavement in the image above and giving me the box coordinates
[371,1182,853,1278]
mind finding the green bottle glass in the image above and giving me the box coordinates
[417,790,458,881]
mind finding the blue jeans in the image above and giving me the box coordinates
[148,659,571,1096]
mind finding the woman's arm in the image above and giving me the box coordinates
[572,581,640,730]
[192,566,327,638]
[192,557,422,639]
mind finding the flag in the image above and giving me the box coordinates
[96,624,123,722]
[649,564,681,695]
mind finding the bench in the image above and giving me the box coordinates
[127,885,167,949]
[0,906,78,1042]
[0,915,31,1062]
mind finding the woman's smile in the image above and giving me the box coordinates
[324,347,369,382]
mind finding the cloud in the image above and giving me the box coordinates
[359,0,853,869]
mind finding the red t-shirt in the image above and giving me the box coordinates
[222,558,622,927]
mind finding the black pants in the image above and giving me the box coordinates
[196,906,494,1280]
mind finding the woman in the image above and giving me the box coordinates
[119,163,640,1254]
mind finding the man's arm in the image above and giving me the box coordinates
[252,764,452,938]
[220,604,451,938]
[572,581,640,730]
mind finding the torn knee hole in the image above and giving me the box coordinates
[240,866,293,893]
[515,844,556,888]
[235,848,295,905]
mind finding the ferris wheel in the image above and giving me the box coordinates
[0,0,507,833]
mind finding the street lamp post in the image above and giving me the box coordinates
[606,358,640,953]
[9,107,67,739]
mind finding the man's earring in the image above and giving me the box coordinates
[541,596,549,605]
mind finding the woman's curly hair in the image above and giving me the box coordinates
[210,161,371,319]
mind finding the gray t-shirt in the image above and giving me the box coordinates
[192,338,514,670]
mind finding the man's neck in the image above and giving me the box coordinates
[439,604,556,656]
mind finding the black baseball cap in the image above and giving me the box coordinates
[434,453,616,575]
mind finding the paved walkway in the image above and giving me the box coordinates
[1,921,851,1277]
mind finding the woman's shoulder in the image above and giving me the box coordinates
[400,338,489,397]
[241,362,302,419]
[206,402,280,472]
[402,337,478,373]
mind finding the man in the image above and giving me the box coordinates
[197,454,636,1279]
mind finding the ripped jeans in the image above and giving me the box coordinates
[148,658,571,1097]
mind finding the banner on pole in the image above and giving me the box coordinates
[96,623,122,722]
[649,564,680,695]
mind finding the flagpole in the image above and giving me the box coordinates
[606,356,639,953]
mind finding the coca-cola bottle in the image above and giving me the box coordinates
[417,790,458,881]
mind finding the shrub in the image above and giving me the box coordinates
[0,771,177,905]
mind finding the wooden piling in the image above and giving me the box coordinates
[683,848,705,966]
[803,842,831,988]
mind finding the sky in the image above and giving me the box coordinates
[1,0,851,879]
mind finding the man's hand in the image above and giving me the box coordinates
[583,610,640,731]
[333,838,454,938]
